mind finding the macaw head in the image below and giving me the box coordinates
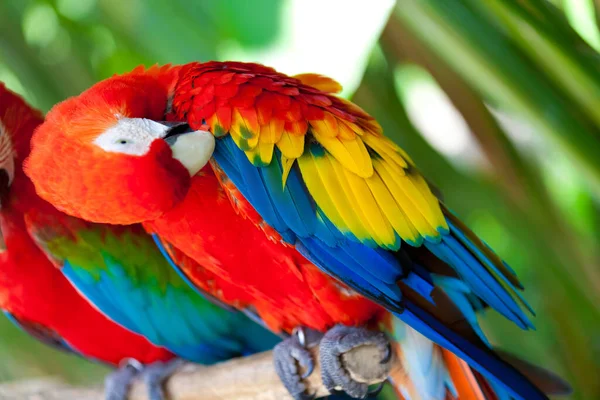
[0,84,44,204]
[25,66,215,224]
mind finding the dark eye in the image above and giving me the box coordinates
[117,139,129,145]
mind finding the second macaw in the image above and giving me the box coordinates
[25,63,569,399]
[0,82,281,400]
[0,83,176,400]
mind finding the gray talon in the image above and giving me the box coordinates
[319,325,391,399]
[274,327,322,400]
[142,358,185,400]
[105,358,183,400]
[380,343,392,364]
[105,359,143,400]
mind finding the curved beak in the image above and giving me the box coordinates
[161,123,215,177]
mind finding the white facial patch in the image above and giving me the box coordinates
[0,121,15,185]
[93,117,216,177]
[93,118,170,156]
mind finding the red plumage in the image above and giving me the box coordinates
[145,170,385,333]
[0,84,173,366]
[24,62,565,399]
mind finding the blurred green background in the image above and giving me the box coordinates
[0,0,599,398]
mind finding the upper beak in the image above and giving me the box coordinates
[159,122,215,177]
[160,122,195,145]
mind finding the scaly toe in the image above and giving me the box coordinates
[319,325,391,399]
[105,359,143,400]
[142,358,185,400]
[274,327,321,400]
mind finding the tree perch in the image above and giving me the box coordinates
[0,344,401,400]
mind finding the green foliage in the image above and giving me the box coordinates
[0,0,598,398]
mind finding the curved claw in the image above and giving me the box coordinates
[367,382,385,397]
[274,328,317,400]
[301,361,315,380]
[380,343,392,365]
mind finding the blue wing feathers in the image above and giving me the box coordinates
[232,141,290,234]
[296,239,401,305]
[341,240,402,284]
[62,253,280,364]
[425,238,526,329]
[432,275,489,345]
[263,153,314,237]
[313,211,342,246]
[449,220,533,313]
[213,136,544,400]
[426,233,533,330]
[402,273,435,304]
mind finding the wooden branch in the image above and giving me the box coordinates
[0,344,402,400]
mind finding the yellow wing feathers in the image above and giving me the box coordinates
[209,69,447,248]
[298,127,447,249]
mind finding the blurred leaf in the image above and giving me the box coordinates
[395,0,600,196]
[563,0,600,50]
[195,0,284,48]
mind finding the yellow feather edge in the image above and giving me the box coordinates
[245,139,274,167]
[362,133,408,169]
[276,131,305,158]
[374,158,439,239]
[368,162,422,245]
[231,109,259,150]
[297,152,348,231]
[338,119,357,140]
[410,172,448,232]
[324,157,394,247]
[280,154,294,189]
[338,163,397,247]
[312,132,373,178]
[310,152,371,240]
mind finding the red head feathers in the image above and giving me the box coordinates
[24,65,201,224]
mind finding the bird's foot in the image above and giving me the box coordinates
[141,358,185,400]
[319,325,391,399]
[274,327,323,400]
[105,358,143,400]
[105,358,184,400]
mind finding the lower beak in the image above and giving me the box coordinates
[161,125,215,177]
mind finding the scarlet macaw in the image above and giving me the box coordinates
[0,83,280,400]
[25,63,568,399]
